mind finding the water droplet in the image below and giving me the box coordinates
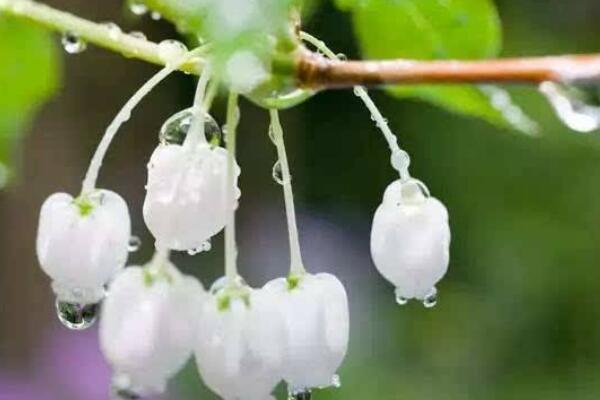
[336,53,348,61]
[272,161,284,185]
[157,39,187,64]
[111,374,141,399]
[55,299,98,330]
[423,287,438,308]
[480,85,539,135]
[113,388,141,400]
[394,288,408,306]
[288,389,312,400]
[390,149,410,175]
[159,108,221,146]
[128,0,148,16]
[101,22,122,40]
[331,374,341,388]
[129,31,146,41]
[150,11,162,20]
[187,243,210,256]
[399,179,428,204]
[539,81,600,133]
[128,236,141,252]
[61,31,87,54]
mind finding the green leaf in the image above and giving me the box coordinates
[337,0,534,132]
[349,0,501,60]
[0,15,60,185]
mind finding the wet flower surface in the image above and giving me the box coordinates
[264,273,350,394]
[371,179,451,303]
[143,142,240,252]
[100,263,205,397]
[36,190,131,305]
[195,279,285,400]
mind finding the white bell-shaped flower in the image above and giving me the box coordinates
[195,277,285,400]
[36,190,130,311]
[143,109,240,252]
[370,179,451,306]
[264,272,349,396]
[100,262,205,398]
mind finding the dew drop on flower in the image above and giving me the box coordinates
[127,236,141,252]
[159,108,221,146]
[331,374,342,388]
[539,81,600,133]
[111,375,141,400]
[187,241,210,255]
[128,0,148,16]
[394,288,408,306]
[272,161,284,185]
[61,31,87,54]
[113,389,141,400]
[288,389,312,400]
[55,299,98,330]
[422,287,438,309]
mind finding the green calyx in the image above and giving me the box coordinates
[73,196,95,217]
[287,272,304,291]
[216,287,251,312]
[143,265,173,287]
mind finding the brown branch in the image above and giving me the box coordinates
[296,48,600,88]
[4,0,600,92]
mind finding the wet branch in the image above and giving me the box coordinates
[0,0,202,74]
[296,49,600,88]
[3,0,600,90]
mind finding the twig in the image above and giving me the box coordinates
[0,0,202,74]
[3,0,600,89]
[296,49,600,88]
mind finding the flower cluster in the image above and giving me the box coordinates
[34,29,451,400]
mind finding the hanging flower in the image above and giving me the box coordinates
[36,189,131,329]
[370,179,451,307]
[143,108,240,252]
[264,272,349,398]
[99,261,205,398]
[195,277,285,400]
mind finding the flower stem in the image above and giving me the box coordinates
[0,0,202,74]
[203,78,220,111]
[300,32,411,179]
[184,64,212,150]
[81,48,203,195]
[269,110,305,275]
[225,91,240,281]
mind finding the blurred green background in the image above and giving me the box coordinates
[2,0,600,399]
